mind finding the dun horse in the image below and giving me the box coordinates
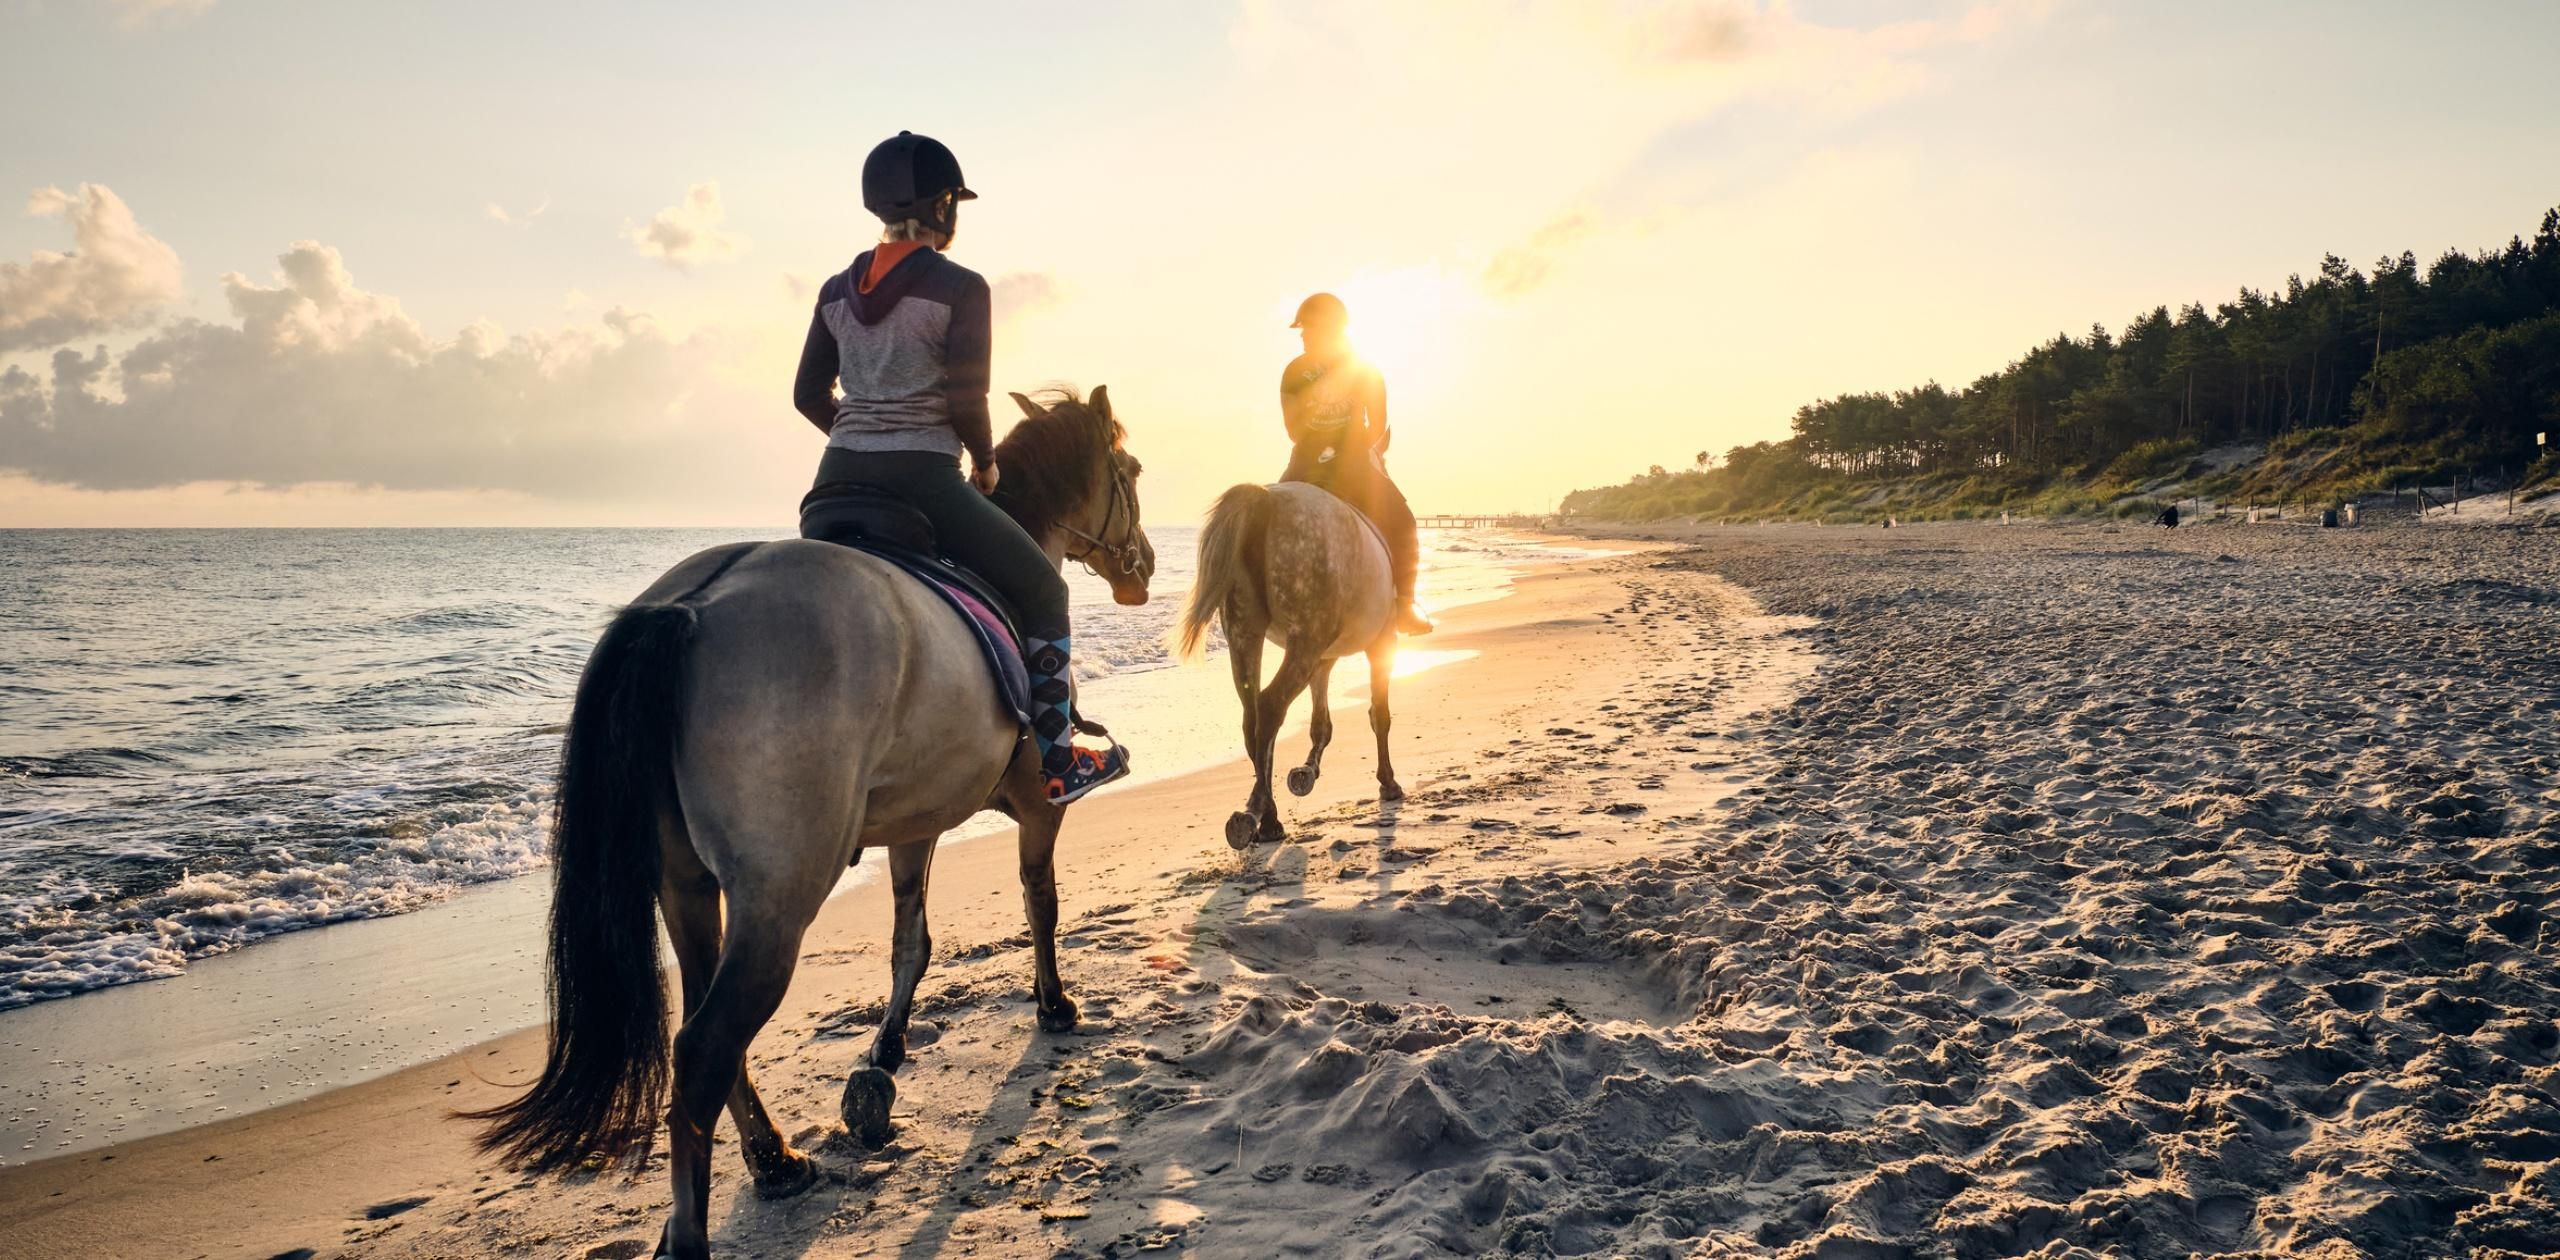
[1176,481,1404,848]
[472,389,1151,1260]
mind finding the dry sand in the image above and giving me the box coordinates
[6,520,2558,1260]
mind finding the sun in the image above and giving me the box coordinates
[1326,265,1479,391]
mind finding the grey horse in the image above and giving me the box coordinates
[471,388,1152,1260]
[1175,481,1403,849]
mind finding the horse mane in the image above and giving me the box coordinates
[991,386,1128,538]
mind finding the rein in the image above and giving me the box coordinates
[1056,461,1144,578]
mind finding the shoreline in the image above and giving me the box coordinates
[0,647,1493,1168]
[0,531,1577,1167]
[0,538,1681,1258]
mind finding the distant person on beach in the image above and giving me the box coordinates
[1277,292,1433,635]
[2157,504,2180,528]
[791,131,1128,803]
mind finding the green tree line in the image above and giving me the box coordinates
[1566,206,2560,520]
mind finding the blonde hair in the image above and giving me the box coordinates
[885,220,957,247]
[879,219,948,246]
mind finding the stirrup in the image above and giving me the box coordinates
[1396,605,1436,636]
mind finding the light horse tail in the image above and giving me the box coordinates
[468,596,702,1173]
[1175,483,1273,661]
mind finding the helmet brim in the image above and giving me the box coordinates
[953,186,979,202]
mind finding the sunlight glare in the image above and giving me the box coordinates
[1327,265,1479,394]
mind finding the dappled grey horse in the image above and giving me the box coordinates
[1176,480,1403,848]
[471,389,1151,1260]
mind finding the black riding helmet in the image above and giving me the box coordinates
[862,131,976,236]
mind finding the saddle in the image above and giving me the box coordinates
[798,484,1033,732]
[1281,457,1392,559]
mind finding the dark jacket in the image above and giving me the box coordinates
[792,247,994,464]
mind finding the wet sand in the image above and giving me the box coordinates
[6,521,2557,1259]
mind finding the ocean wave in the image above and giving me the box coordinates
[385,603,530,632]
[0,791,552,1009]
[0,747,177,781]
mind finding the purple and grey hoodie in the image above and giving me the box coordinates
[792,246,994,465]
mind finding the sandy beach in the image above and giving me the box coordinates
[7,521,2559,1259]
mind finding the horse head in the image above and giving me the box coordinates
[997,385,1155,605]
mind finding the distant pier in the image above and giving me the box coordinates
[1416,514,1554,529]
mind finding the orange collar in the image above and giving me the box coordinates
[860,241,930,294]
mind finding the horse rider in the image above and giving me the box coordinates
[791,131,1130,803]
[1277,292,1433,636]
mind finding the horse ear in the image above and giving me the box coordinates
[1009,391,1042,419]
[1089,385,1112,421]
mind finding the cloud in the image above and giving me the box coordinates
[1650,3,1751,61]
[0,184,185,353]
[484,196,550,227]
[625,181,747,270]
[101,0,214,30]
[1482,214,1595,297]
[991,271,1062,324]
[0,240,787,504]
[1220,0,2059,255]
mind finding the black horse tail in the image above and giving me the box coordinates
[468,601,694,1174]
[1174,482,1273,661]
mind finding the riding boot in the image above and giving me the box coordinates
[1372,473,1433,636]
[1392,552,1434,635]
[1025,635,1129,804]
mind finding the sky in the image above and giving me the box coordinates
[4,0,2558,527]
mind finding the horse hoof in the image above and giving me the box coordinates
[1378,780,1405,803]
[1286,766,1318,796]
[841,1067,897,1150]
[1258,816,1288,844]
[752,1149,821,1200]
[1038,994,1080,1034]
[655,1221,701,1260]
[1225,812,1260,850]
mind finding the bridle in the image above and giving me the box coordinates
[1058,457,1145,579]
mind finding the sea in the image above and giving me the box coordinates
[0,526,1555,1015]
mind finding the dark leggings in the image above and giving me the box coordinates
[804,447,1069,641]
[1280,437,1419,601]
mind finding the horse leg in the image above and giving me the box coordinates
[1244,647,1321,844]
[1287,657,1338,797]
[1223,628,1268,850]
[1368,642,1404,802]
[1014,794,1079,1032]
[867,841,936,1074]
[662,859,814,1200]
[665,879,825,1260]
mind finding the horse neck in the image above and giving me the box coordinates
[1032,527,1071,573]
[995,486,1083,574]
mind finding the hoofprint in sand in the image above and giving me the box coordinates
[9,524,2558,1259]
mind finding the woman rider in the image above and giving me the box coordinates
[1278,292,1432,635]
[791,131,1129,803]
